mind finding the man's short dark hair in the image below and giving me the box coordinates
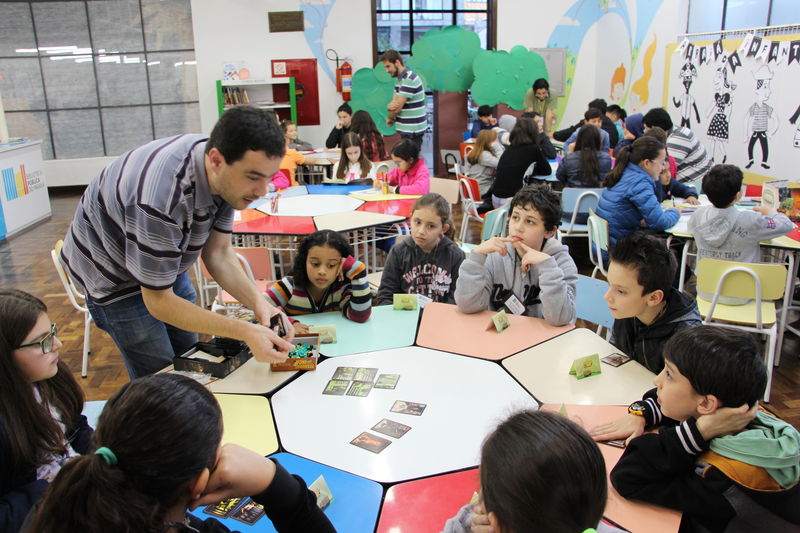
[509,184,562,232]
[703,164,743,208]
[521,111,541,119]
[609,233,676,296]
[477,105,492,117]
[337,102,352,115]
[588,98,607,114]
[664,326,766,407]
[206,106,285,163]
[532,78,549,91]
[607,104,626,120]
[584,108,602,121]
[379,49,403,65]
[643,107,674,131]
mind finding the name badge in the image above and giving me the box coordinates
[504,294,526,315]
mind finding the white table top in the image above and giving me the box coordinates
[272,346,538,483]
[502,328,656,405]
[313,210,405,232]
[207,357,298,395]
[255,194,363,216]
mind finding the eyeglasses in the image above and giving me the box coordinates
[17,323,58,354]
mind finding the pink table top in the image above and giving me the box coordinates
[357,198,416,218]
[416,302,573,360]
[232,214,316,235]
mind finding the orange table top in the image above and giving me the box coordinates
[416,302,573,360]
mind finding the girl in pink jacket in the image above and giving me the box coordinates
[387,139,430,195]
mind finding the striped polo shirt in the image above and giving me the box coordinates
[61,134,233,304]
[394,67,427,135]
[748,103,773,132]
[667,127,712,185]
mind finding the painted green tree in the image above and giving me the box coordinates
[349,63,396,136]
[471,46,548,109]
[406,25,482,93]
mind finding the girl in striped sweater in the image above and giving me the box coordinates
[267,230,371,332]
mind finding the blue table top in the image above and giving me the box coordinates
[188,452,383,533]
[296,304,421,357]
[306,184,372,195]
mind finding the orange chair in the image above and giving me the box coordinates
[458,174,485,243]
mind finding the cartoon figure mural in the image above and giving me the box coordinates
[673,62,700,128]
[628,35,658,113]
[743,64,778,169]
[789,103,800,149]
[610,63,626,102]
[705,65,736,164]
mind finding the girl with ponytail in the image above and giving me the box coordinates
[594,136,681,245]
[0,289,91,532]
[27,374,334,533]
[556,124,612,188]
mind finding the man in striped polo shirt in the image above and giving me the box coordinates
[382,49,428,150]
[60,106,295,378]
[643,107,712,186]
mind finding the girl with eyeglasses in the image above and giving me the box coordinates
[0,289,92,532]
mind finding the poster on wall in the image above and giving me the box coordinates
[665,34,800,184]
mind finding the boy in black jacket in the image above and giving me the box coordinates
[604,233,701,374]
[596,327,800,532]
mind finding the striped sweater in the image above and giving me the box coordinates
[667,126,712,185]
[267,255,371,322]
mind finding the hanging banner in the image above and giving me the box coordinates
[789,40,800,65]
[747,36,762,57]
[755,39,771,62]
[699,45,708,65]
[713,39,724,60]
[739,33,755,55]
[685,43,695,60]
[768,41,780,63]
[727,51,742,74]
[779,41,790,64]
[676,38,690,56]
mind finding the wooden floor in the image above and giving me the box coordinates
[3,187,799,429]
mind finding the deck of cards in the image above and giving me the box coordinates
[309,475,334,509]
[308,325,337,343]
[489,309,511,333]
[393,293,418,310]
[569,353,602,380]
[601,352,631,367]
[270,333,320,371]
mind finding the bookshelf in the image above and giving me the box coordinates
[215,78,297,123]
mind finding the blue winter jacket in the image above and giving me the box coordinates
[595,163,681,244]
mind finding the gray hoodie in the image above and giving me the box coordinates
[454,239,577,326]
[688,206,794,264]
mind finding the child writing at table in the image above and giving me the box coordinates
[377,193,465,305]
[603,232,701,374]
[267,229,371,332]
[444,410,625,533]
[334,132,376,184]
[454,184,577,327]
[1,290,93,533]
[26,374,334,533]
[688,164,793,265]
[599,326,800,532]
[385,139,430,195]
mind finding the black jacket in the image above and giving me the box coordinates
[491,144,552,199]
[1,413,93,532]
[553,117,619,149]
[611,389,800,533]
[610,289,701,374]
[325,125,349,149]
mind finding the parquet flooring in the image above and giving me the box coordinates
[2,187,798,429]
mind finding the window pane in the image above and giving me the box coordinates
[50,109,104,159]
[88,0,144,53]
[5,112,53,159]
[457,0,488,8]
[0,58,45,110]
[40,55,98,109]
[0,3,36,56]
[152,103,200,138]
[687,0,723,33]
[377,0,410,9]
[724,0,768,30]
[96,55,149,106]
[31,2,91,50]
[413,0,448,9]
[146,51,198,103]
[769,0,799,25]
[457,12,487,49]
[102,107,154,156]
[378,13,411,52]
[141,0,194,50]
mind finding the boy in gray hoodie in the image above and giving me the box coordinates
[688,164,793,263]
[454,184,577,326]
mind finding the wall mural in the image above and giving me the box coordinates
[665,34,800,182]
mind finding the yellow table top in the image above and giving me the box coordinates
[214,393,278,456]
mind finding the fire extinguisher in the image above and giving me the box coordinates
[337,61,352,101]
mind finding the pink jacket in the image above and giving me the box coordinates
[270,169,291,191]
[387,158,430,195]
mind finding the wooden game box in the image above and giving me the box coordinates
[270,333,321,371]
[173,337,251,378]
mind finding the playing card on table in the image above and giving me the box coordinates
[332,366,357,380]
[390,400,427,416]
[374,373,400,389]
[350,431,392,454]
[230,498,265,525]
[202,497,243,518]
[346,380,373,397]
[322,379,349,395]
[353,367,378,383]
[601,352,631,367]
[371,418,411,438]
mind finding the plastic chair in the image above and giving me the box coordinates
[696,258,792,402]
[480,204,510,241]
[560,188,603,239]
[587,208,610,278]
[575,274,614,339]
[429,176,460,205]
[211,248,275,314]
[51,240,93,377]
[458,174,484,243]
[440,149,461,175]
